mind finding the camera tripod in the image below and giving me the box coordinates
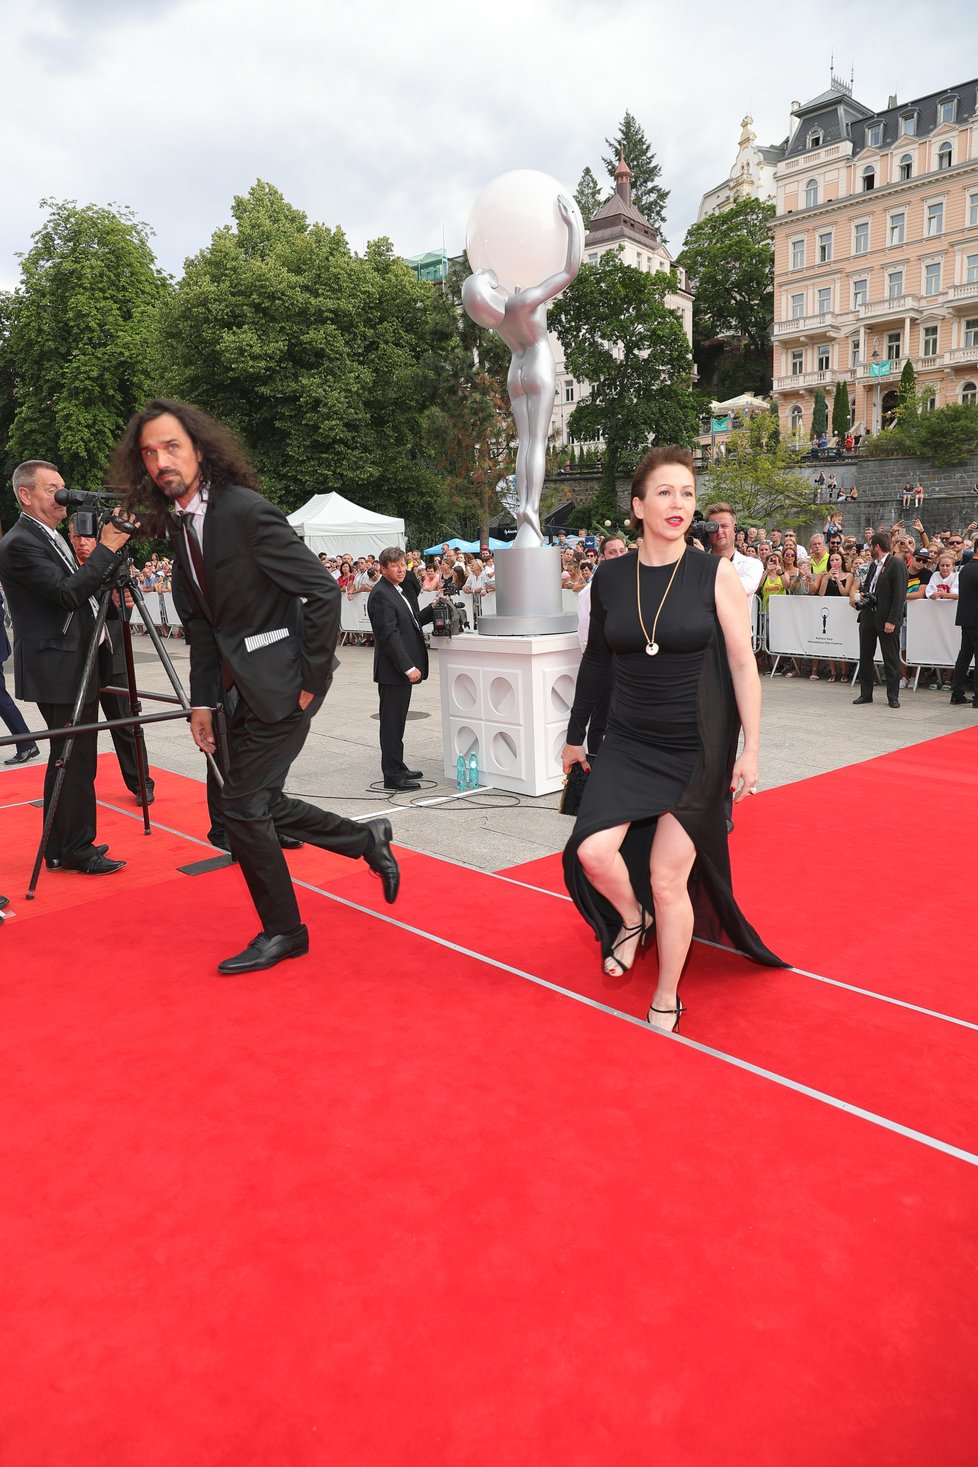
[23,552,227,899]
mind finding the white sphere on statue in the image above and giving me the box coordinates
[466,170,583,290]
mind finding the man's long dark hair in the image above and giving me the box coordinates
[109,398,260,537]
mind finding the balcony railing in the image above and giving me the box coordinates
[853,293,921,321]
[772,369,838,391]
[773,312,840,338]
[949,281,978,308]
[944,346,978,366]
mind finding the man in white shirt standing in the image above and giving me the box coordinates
[705,502,764,604]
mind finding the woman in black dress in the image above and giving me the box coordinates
[562,447,785,1033]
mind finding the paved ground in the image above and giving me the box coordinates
[4,629,974,873]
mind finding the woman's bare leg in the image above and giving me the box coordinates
[647,813,697,1030]
[577,824,644,974]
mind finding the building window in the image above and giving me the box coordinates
[791,238,805,270]
[817,345,830,372]
[851,339,861,366]
[898,153,913,181]
[887,331,902,361]
[805,179,819,208]
[817,231,832,263]
[791,292,805,319]
[963,382,977,405]
[817,287,832,315]
[901,112,918,136]
[922,325,939,358]
[791,350,804,375]
[964,319,978,349]
[926,202,944,236]
[790,405,804,436]
[862,166,876,192]
[966,254,978,285]
[808,129,823,150]
[853,278,868,308]
[564,383,575,403]
[866,123,882,148]
[888,270,904,300]
[922,391,936,412]
[854,221,869,254]
[889,212,905,246]
[937,142,952,171]
[939,98,957,125]
[924,262,941,296]
[970,193,978,229]
[587,252,599,265]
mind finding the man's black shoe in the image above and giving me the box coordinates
[852,696,873,705]
[404,770,424,780]
[278,835,305,850]
[949,694,967,705]
[4,746,40,766]
[363,818,400,904]
[887,697,901,709]
[384,778,421,791]
[47,844,109,870]
[129,786,155,804]
[0,894,9,910]
[59,854,126,875]
[217,924,309,975]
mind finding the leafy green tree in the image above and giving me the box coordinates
[677,198,775,397]
[832,380,850,439]
[703,413,815,526]
[574,167,604,228]
[157,181,439,524]
[602,111,669,238]
[810,387,828,440]
[550,249,697,522]
[915,402,978,465]
[897,358,917,422]
[0,292,19,532]
[4,198,170,491]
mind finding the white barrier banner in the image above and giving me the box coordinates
[905,598,959,667]
[767,597,861,658]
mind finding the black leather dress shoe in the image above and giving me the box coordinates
[887,697,901,709]
[47,844,109,870]
[128,786,155,804]
[384,778,421,791]
[217,924,309,975]
[0,894,9,910]
[949,694,967,705]
[404,770,424,780]
[59,854,126,875]
[278,835,305,850]
[363,818,400,904]
[4,746,40,766]
[851,695,873,705]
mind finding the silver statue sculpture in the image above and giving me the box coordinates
[462,195,582,549]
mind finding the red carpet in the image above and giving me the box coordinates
[2,735,977,1464]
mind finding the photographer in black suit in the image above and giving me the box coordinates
[0,461,133,873]
[111,400,399,975]
[949,552,978,707]
[852,531,908,709]
[366,547,434,791]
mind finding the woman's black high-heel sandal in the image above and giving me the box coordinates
[648,999,686,1034]
[603,914,652,977]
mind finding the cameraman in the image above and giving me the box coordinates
[0,462,134,873]
[852,532,908,709]
[703,502,764,605]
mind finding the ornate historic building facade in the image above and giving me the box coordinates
[697,115,785,220]
[771,75,978,441]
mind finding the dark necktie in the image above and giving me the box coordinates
[178,511,208,600]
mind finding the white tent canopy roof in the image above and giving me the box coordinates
[710,393,771,415]
[287,491,405,558]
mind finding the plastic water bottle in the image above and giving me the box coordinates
[468,751,479,790]
[456,755,467,791]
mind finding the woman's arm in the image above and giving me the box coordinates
[715,557,761,801]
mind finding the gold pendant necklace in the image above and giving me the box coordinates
[636,545,685,655]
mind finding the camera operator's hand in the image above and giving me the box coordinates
[190,708,216,755]
[99,515,138,554]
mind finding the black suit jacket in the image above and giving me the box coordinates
[1,588,11,665]
[955,558,978,629]
[168,485,340,723]
[0,515,121,703]
[860,553,908,632]
[366,572,434,686]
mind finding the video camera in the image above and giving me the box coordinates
[687,509,719,548]
[54,488,138,540]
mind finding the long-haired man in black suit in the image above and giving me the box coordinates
[111,401,400,974]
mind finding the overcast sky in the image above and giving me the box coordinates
[1,0,973,292]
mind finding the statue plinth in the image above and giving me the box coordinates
[476,545,577,637]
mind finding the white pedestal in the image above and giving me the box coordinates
[437,632,582,796]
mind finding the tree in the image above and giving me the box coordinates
[810,387,828,441]
[550,249,697,523]
[3,199,170,490]
[897,358,917,422]
[574,167,604,229]
[832,380,850,439]
[602,111,669,238]
[677,198,775,397]
[157,180,440,524]
[704,413,816,526]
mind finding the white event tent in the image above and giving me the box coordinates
[287,492,404,558]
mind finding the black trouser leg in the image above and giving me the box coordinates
[37,699,99,863]
[221,693,371,934]
[878,627,901,700]
[0,668,34,753]
[857,619,878,698]
[951,628,978,698]
[378,682,412,782]
[100,691,153,793]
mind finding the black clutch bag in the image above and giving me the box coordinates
[559,762,589,817]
